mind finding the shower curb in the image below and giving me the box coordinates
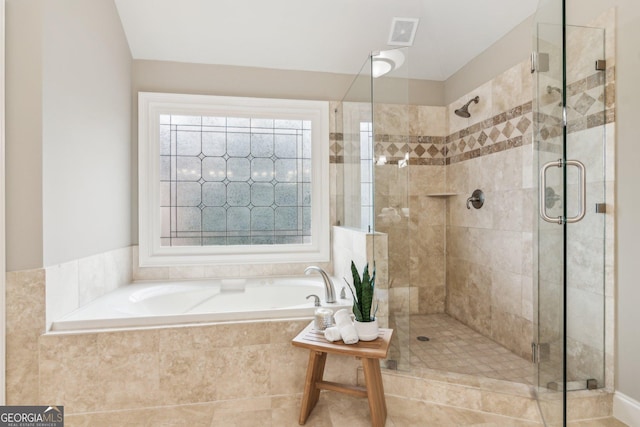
[357,367,615,423]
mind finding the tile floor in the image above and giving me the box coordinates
[65,393,628,426]
[389,313,534,384]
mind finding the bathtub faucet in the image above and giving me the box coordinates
[304,266,337,303]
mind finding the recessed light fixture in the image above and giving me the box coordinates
[387,17,420,46]
[371,49,406,78]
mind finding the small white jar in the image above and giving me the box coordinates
[313,308,334,331]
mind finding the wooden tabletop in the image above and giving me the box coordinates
[291,322,393,359]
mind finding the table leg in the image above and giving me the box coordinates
[362,358,387,427]
[299,350,327,425]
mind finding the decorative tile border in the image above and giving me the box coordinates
[329,132,343,164]
[331,132,448,166]
[534,67,615,155]
[330,67,615,165]
[446,102,533,165]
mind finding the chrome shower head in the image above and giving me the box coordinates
[454,96,480,118]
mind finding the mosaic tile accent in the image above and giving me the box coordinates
[331,131,448,165]
[534,67,615,153]
[447,102,533,165]
[329,132,343,164]
[331,67,615,166]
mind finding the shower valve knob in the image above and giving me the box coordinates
[466,189,484,210]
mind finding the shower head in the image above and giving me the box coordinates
[454,96,480,118]
[546,86,563,106]
[546,85,562,95]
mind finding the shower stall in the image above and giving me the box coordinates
[533,0,611,425]
[335,1,612,425]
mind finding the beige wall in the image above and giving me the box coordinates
[444,16,534,105]
[594,0,640,404]
[41,0,132,267]
[6,0,44,270]
[5,0,133,270]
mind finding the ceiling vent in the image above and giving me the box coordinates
[387,17,420,46]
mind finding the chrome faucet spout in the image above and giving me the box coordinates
[304,266,337,303]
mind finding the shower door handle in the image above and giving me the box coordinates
[539,159,563,224]
[565,160,586,223]
[539,159,586,224]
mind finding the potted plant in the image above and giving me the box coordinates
[346,261,379,341]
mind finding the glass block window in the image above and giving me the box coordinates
[160,115,312,247]
[139,93,329,266]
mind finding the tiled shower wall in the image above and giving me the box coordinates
[353,60,536,358]
[374,105,449,317]
[445,60,535,359]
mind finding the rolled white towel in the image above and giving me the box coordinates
[339,323,359,345]
[324,326,342,342]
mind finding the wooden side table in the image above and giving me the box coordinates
[291,322,393,427]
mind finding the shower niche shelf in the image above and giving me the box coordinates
[425,192,457,197]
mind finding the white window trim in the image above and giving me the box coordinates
[138,92,330,266]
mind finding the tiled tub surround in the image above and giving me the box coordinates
[7,269,358,414]
[6,229,370,419]
[44,245,336,329]
[45,246,133,331]
[7,269,618,425]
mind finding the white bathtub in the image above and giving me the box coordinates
[51,276,352,332]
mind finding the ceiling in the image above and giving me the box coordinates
[114,0,539,81]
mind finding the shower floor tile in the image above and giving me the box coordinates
[390,313,534,385]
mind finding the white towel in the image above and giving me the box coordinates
[324,327,342,342]
[339,323,359,345]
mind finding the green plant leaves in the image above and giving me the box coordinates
[349,261,376,322]
[351,261,362,309]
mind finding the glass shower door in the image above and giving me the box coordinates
[564,23,606,397]
[533,4,567,421]
[533,1,607,425]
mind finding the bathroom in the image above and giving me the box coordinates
[3,0,640,426]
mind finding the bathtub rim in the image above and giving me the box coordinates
[49,300,352,333]
[49,275,353,334]
[44,315,324,336]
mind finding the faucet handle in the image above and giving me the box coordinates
[306,294,321,307]
[466,189,485,210]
